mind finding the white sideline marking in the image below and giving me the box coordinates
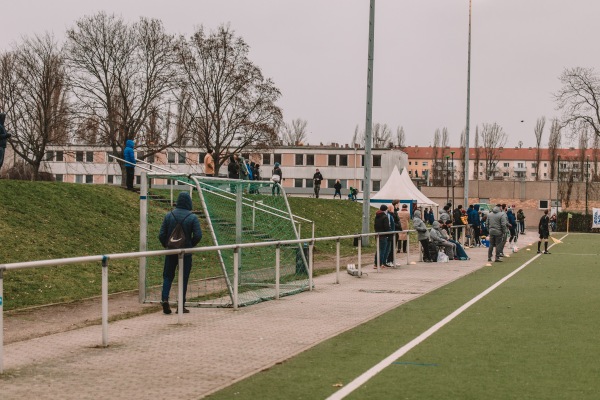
[327,235,567,400]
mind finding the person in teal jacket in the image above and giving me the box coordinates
[158,192,203,314]
[124,139,136,190]
[0,113,12,171]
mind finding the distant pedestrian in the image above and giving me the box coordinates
[124,139,136,190]
[397,203,410,253]
[487,205,507,262]
[333,179,342,199]
[271,162,282,196]
[0,113,12,171]
[204,149,215,177]
[517,209,526,234]
[313,168,323,198]
[538,209,551,254]
[374,204,391,268]
[158,192,202,314]
[413,209,433,262]
[227,154,240,193]
[507,207,517,248]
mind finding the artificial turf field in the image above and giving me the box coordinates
[208,233,600,400]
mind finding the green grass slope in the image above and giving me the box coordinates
[0,181,369,310]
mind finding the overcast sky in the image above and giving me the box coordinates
[3,0,599,148]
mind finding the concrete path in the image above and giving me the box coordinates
[1,246,495,399]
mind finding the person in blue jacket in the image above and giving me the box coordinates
[124,139,136,190]
[158,192,203,314]
[467,204,481,247]
[506,207,517,248]
[0,113,12,171]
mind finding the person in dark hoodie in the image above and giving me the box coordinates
[158,192,203,314]
[0,113,11,171]
[373,204,391,268]
[123,139,136,190]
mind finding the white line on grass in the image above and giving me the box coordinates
[327,235,568,400]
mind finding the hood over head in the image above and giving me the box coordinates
[126,139,135,148]
[432,221,441,229]
[176,192,193,211]
[492,206,501,213]
[413,210,421,218]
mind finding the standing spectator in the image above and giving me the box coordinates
[313,168,324,198]
[245,159,253,180]
[538,209,551,254]
[428,208,435,225]
[506,207,517,248]
[204,148,215,177]
[452,205,465,241]
[498,204,509,257]
[374,205,391,268]
[333,179,342,199]
[0,113,12,171]
[253,163,261,181]
[227,154,240,193]
[487,205,507,262]
[271,162,282,196]
[413,210,433,262]
[124,139,136,190]
[423,208,431,225]
[158,192,202,314]
[517,209,526,234]
[397,203,411,253]
[468,204,481,247]
[385,203,398,266]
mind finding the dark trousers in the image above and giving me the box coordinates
[333,190,341,199]
[161,254,193,303]
[420,239,432,261]
[374,236,389,266]
[0,147,5,170]
[488,233,503,260]
[473,226,481,245]
[126,167,135,190]
[314,184,321,198]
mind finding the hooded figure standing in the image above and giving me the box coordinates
[487,206,507,262]
[124,139,136,190]
[158,192,202,314]
[413,209,433,262]
[373,204,391,268]
[0,113,12,171]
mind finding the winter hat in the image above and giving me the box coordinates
[432,221,440,229]
[274,162,280,167]
[379,205,388,211]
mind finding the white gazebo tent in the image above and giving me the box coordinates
[370,166,438,210]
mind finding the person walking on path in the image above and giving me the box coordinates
[517,209,526,234]
[487,205,507,262]
[374,204,391,268]
[397,203,410,253]
[158,192,202,314]
[413,209,433,262]
[204,149,215,177]
[124,139,136,190]
[271,162,282,196]
[538,209,551,254]
[0,113,12,171]
[312,168,324,198]
[333,179,342,199]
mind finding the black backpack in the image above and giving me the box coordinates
[167,212,192,249]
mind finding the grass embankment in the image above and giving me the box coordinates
[0,181,374,310]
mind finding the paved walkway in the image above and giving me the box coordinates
[1,247,494,399]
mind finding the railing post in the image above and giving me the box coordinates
[177,252,184,323]
[0,268,4,374]
[392,232,397,266]
[252,200,256,231]
[308,240,314,291]
[358,235,362,276]
[376,234,380,272]
[406,231,410,264]
[102,256,109,347]
[233,247,239,309]
[335,239,340,284]
[275,245,281,299]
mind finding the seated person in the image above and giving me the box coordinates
[429,221,456,260]
[442,220,470,260]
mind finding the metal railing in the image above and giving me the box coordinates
[0,229,413,374]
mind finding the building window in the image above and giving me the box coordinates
[339,155,348,166]
[167,152,176,163]
[45,151,54,161]
[136,176,141,185]
[306,154,315,166]
[373,155,382,167]
[273,154,282,165]
[178,152,186,164]
[86,151,94,163]
[86,175,93,184]
[56,151,64,162]
[532,173,537,177]
[107,152,117,163]
[328,154,337,166]
[503,163,509,168]
[422,161,428,166]
[306,179,313,188]
[544,163,547,167]
[294,178,303,188]
[262,154,272,165]
[108,175,114,184]
[55,174,63,182]
[75,174,83,183]
[409,170,413,175]
[532,162,537,168]
[327,179,336,188]
[544,173,547,177]
[76,151,84,162]
[409,161,412,166]
[373,180,381,191]
[295,154,304,166]
[503,172,509,177]
[147,154,155,163]
[517,162,524,168]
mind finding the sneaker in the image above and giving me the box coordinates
[174,305,190,313]
[543,251,551,254]
[161,301,172,315]
[488,258,492,262]
[495,259,503,262]
[537,250,542,254]
[498,253,505,257]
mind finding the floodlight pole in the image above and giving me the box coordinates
[556,155,560,218]
[586,155,590,229]
[464,0,472,209]
[361,0,376,246]
[445,155,450,205]
[451,151,455,207]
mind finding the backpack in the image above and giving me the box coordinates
[167,212,192,249]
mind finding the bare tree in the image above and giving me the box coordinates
[66,13,179,181]
[473,125,481,179]
[578,128,589,181]
[548,119,562,180]
[441,127,449,148]
[0,34,70,180]
[281,118,308,145]
[431,129,442,186]
[176,25,282,174]
[396,126,405,148]
[533,117,545,181]
[593,133,600,182]
[352,124,360,147]
[481,123,507,180]
[555,67,600,139]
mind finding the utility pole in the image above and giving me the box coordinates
[451,151,455,207]
[464,0,472,209]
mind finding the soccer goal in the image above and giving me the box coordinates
[138,171,311,308]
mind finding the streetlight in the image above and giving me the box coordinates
[586,155,590,229]
[556,155,561,220]
[451,151,455,207]
[445,155,450,205]
[463,0,473,209]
